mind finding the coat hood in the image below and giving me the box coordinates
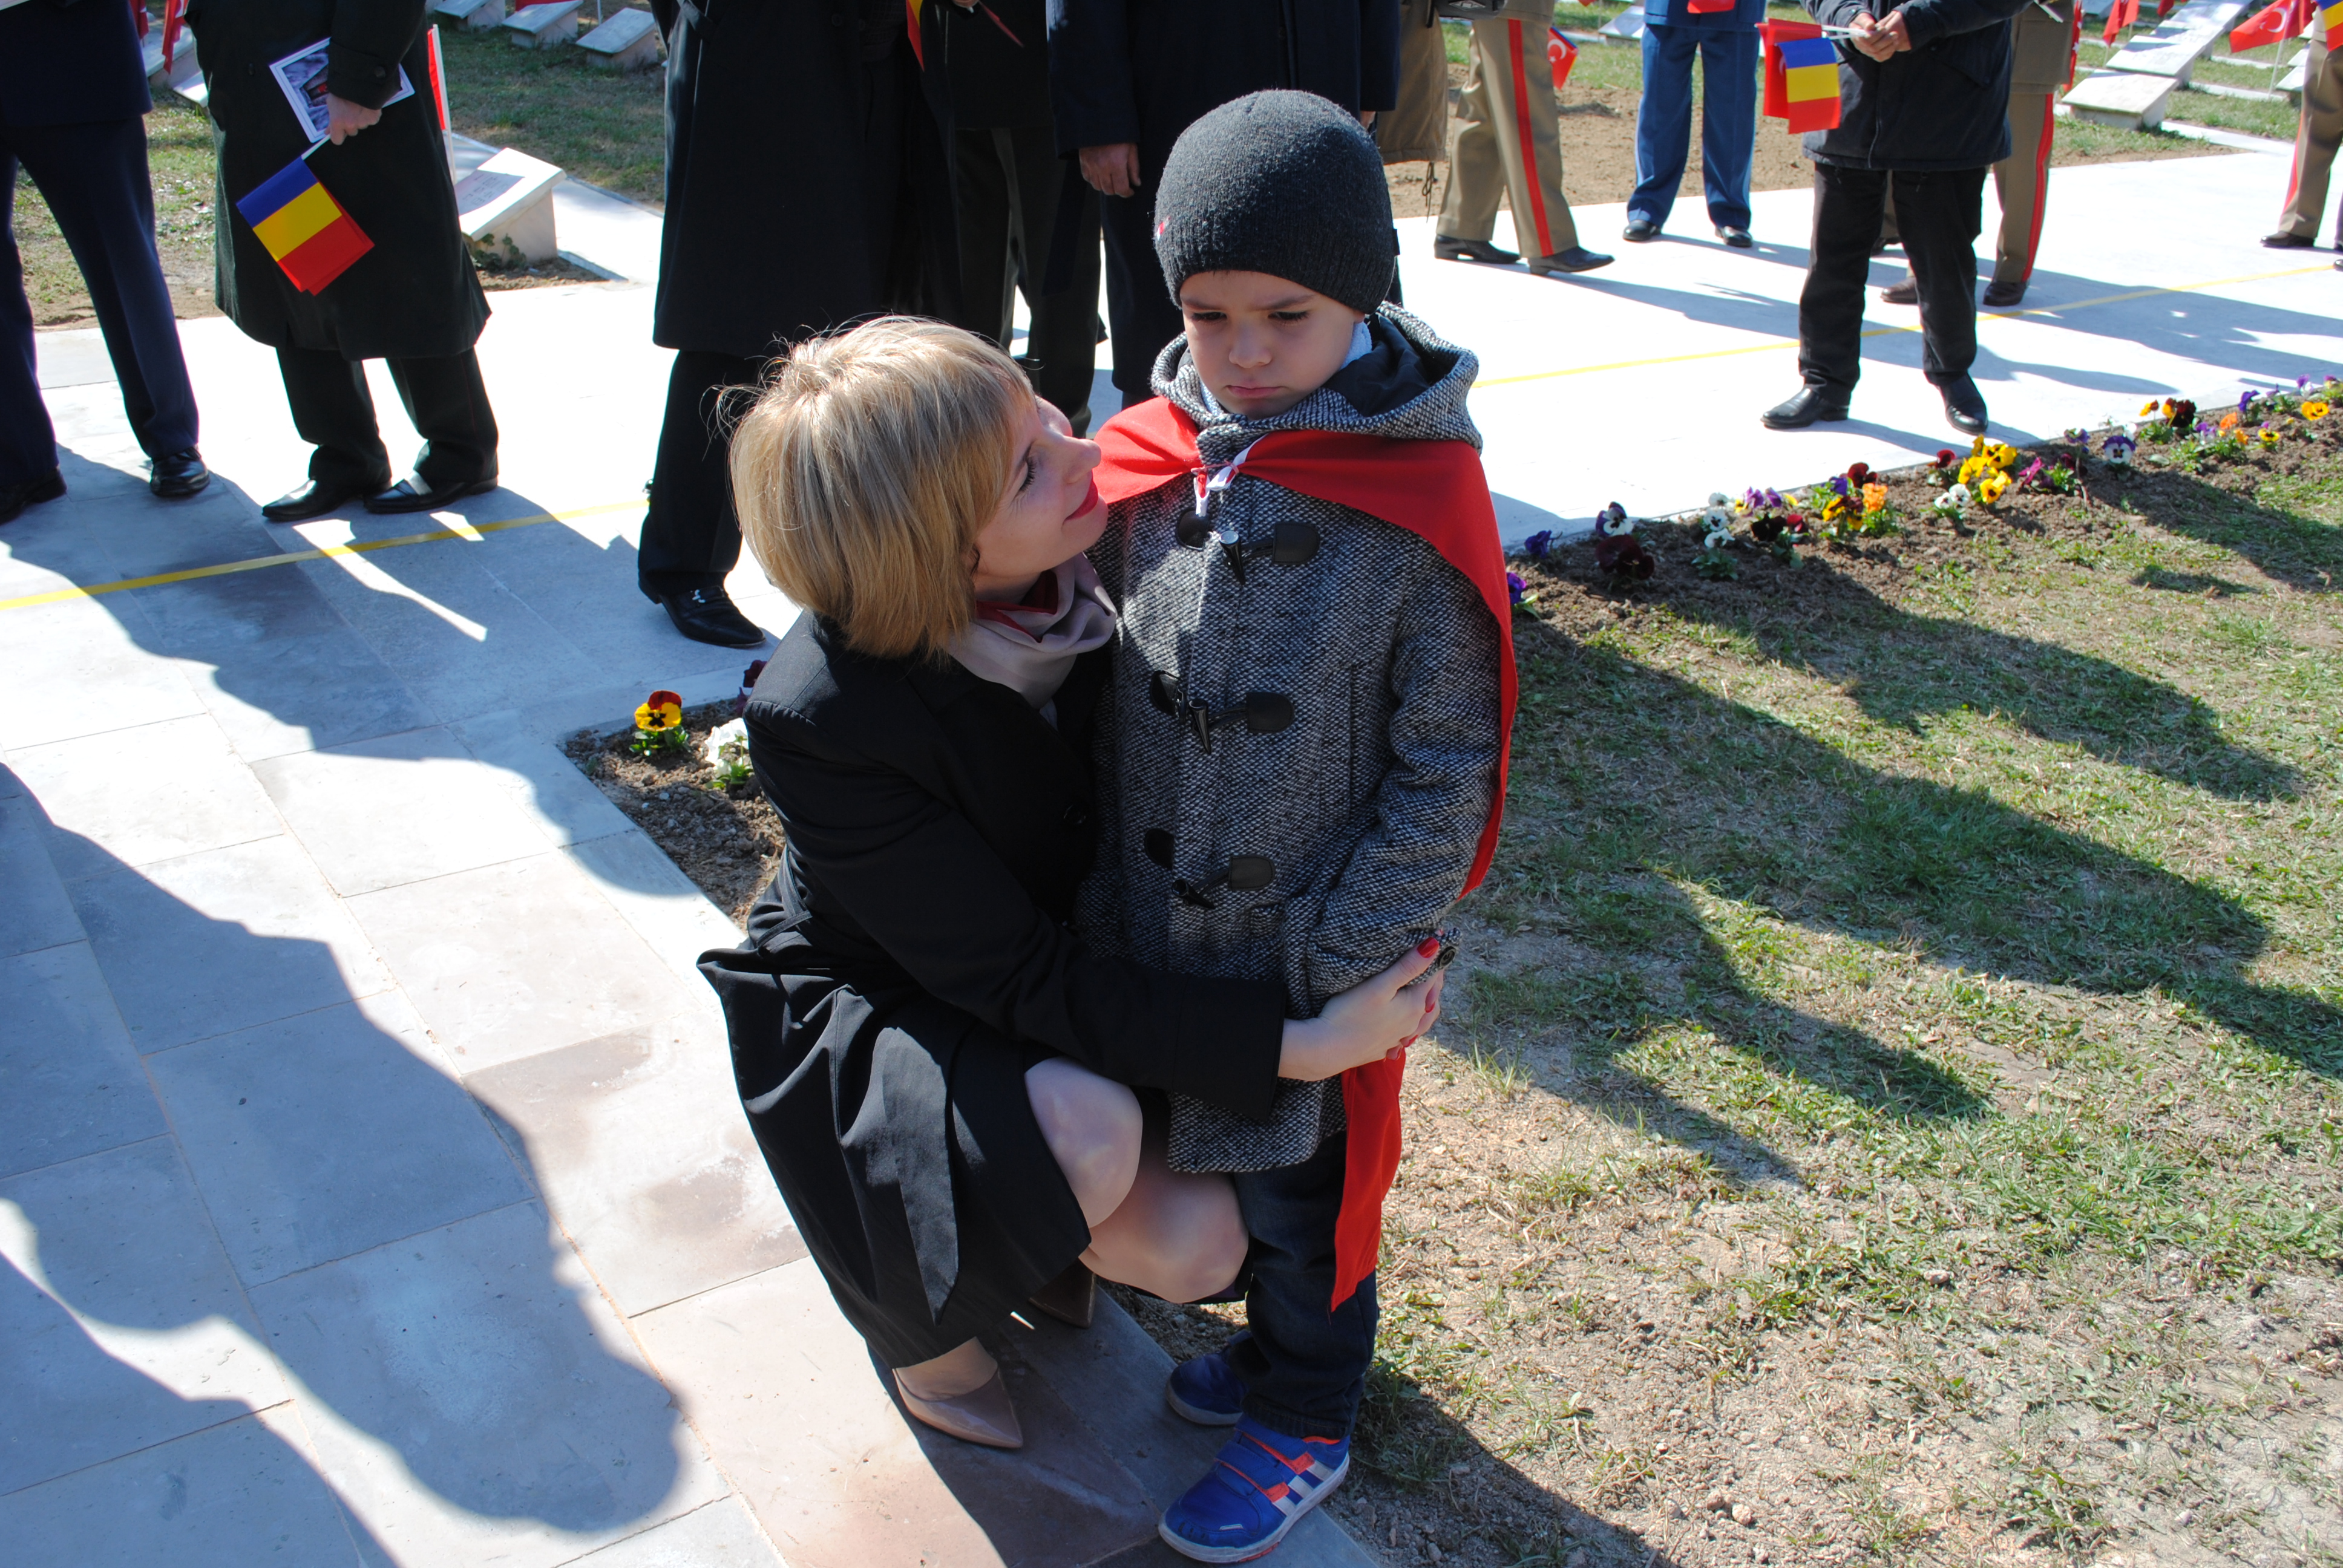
[1150,303,1483,464]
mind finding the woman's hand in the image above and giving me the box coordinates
[1276,938,1444,1082]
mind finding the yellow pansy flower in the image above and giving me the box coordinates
[1976,470,2010,504]
[2305,400,2330,420]
[634,690,684,731]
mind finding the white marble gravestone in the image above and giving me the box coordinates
[2062,68,2177,128]
[578,7,661,71]
[503,0,583,48]
[2101,0,2251,86]
[455,146,566,267]
[433,0,509,31]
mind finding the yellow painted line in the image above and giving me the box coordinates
[1473,263,2333,390]
[0,500,638,614]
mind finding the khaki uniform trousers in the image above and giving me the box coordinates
[1376,0,1449,164]
[1440,11,1581,256]
[2279,38,2343,241]
[1992,88,2056,284]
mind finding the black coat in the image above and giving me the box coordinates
[0,0,151,128]
[945,0,1052,129]
[1803,0,2029,172]
[186,0,488,360]
[647,0,962,358]
[1047,0,1401,168]
[701,616,1285,1368]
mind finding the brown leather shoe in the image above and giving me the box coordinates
[1878,275,1919,305]
[895,1367,1024,1449]
[2263,231,2315,247]
[1029,1261,1096,1329]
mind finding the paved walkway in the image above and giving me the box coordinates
[3,142,2339,1566]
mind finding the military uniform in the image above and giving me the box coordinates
[1437,0,1600,267]
[2276,15,2343,245]
[1991,0,2078,297]
[1374,0,1449,164]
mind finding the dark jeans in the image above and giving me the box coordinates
[1,116,198,487]
[1799,162,1987,397]
[638,349,761,599]
[275,345,497,491]
[955,124,1101,434]
[1227,1130,1378,1441]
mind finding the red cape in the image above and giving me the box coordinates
[1093,396,1517,1312]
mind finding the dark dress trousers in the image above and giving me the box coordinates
[946,0,1101,434]
[701,618,1286,1369]
[1046,0,1401,397]
[637,0,963,599]
[1,0,200,490]
[1628,0,1762,234]
[186,0,497,490]
[1795,0,2027,399]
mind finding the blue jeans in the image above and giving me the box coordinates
[1629,24,1760,232]
[1226,1130,1378,1440]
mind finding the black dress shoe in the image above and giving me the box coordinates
[1941,376,1988,436]
[365,472,499,514]
[1760,387,1850,430]
[1,468,66,525]
[657,584,767,648]
[261,476,381,523]
[1622,218,1661,243]
[2263,231,2314,248]
[1981,277,2027,308]
[1879,275,1919,305]
[1433,234,1519,265]
[1716,225,1754,249]
[149,448,210,500]
[1528,245,1614,275]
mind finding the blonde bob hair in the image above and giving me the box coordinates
[729,316,1034,661]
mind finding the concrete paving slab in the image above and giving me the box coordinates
[556,1498,782,1567]
[0,1406,370,1568]
[466,1013,802,1317]
[172,623,436,765]
[631,1256,1166,1568]
[0,1138,289,1491]
[0,791,86,958]
[68,834,396,1054]
[146,991,530,1287]
[0,595,206,743]
[454,713,638,848]
[563,828,748,993]
[0,944,163,1178]
[345,849,691,1071]
[16,714,284,879]
[251,1201,726,1568]
[253,724,555,897]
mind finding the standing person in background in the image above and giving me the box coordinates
[638,0,960,647]
[947,0,1101,434]
[1374,0,1449,166]
[1434,0,1614,277]
[1623,0,1763,249]
[190,0,497,523]
[2,0,208,523]
[1759,0,2027,437]
[2267,5,2343,267]
[1047,0,1401,402]
[1880,0,2074,307]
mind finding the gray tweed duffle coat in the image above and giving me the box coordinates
[1076,305,1506,1174]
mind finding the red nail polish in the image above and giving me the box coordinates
[1416,936,1440,956]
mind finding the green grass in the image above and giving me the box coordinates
[437,19,668,203]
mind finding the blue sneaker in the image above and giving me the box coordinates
[1158,1416,1349,1563]
[1165,1333,1248,1426]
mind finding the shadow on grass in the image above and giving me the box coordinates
[2109,459,2343,595]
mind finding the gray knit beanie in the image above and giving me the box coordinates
[1153,90,1395,315]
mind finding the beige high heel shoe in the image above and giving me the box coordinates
[894,1365,1024,1449]
[1028,1261,1096,1329]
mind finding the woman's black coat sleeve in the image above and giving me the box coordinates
[755,707,1286,1120]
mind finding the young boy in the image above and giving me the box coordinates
[1079,91,1516,1562]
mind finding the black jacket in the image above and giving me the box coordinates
[0,0,151,129]
[945,0,1051,129]
[186,0,489,359]
[701,616,1285,1365]
[1802,0,2029,171]
[647,0,962,356]
[1047,0,1401,167]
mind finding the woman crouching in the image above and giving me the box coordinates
[702,318,1438,1449]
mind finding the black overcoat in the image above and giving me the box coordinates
[0,0,151,128]
[702,616,1286,1368]
[1803,0,2029,171]
[186,0,487,361]
[1046,0,1401,168]
[647,0,962,358]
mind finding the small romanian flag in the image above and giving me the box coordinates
[1777,36,1842,133]
[234,156,373,296]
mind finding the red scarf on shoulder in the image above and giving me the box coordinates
[1092,396,1517,1311]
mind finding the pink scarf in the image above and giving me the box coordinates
[951,555,1117,717]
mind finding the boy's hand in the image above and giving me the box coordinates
[1080,143,1142,198]
[1277,939,1441,1081]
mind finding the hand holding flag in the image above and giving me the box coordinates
[235,154,373,295]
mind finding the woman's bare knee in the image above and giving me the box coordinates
[1024,1059,1142,1226]
[1153,1198,1249,1303]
